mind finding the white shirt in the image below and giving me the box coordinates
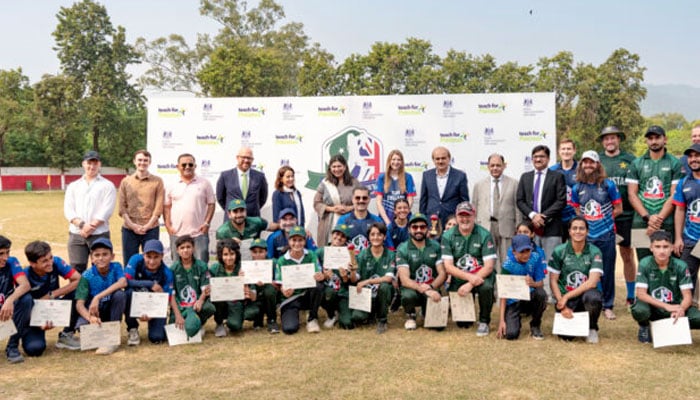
[64,175,117,235]
[529,168,548,219]
[436,167,450,199]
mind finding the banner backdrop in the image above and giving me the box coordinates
[148,93,556,255]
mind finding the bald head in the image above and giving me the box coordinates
[237,147,254,172]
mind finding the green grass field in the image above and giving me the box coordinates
[1,191,700,400]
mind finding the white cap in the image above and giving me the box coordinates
[580,150,600,163]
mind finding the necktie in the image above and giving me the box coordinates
[492,179,500,218]
[242,173,248,198]
[533,171,542,213]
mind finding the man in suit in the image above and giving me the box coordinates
[216,147,268,221]
[472,153,521,272]
[516,145,567,299]
[419,146,469,226]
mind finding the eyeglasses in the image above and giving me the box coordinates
[354,196,369,201]
[180,163,194,168]
[238,156,254,161]
[410,225,428,230]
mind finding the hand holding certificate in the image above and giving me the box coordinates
[449,292,476,322]
[165,324,203,346]
[348,286,372,312]
[210,276,245,302]
[552,311,589,337]
[0,319,17,340]
[424,296,449,328]
[129,292,169,319]
[241,260,273,284]
[239,238,254,261]
[30,299,72,327]
[323,246,350,270]
[281,263,316,290]
[651,317,692,348]
[80,321,121,350]
[496,275,531,301]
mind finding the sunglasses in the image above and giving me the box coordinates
[354,196,369,201]
[410,225,428,230]
[180,163,195,168]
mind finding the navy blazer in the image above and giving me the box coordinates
[271,189,306,227]
[216,167,268,220]
[516,169,567,238]
[419,167,470,225]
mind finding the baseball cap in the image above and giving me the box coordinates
[455,201,475,216]
[288,225,306,238]
[227,199,246,211]
[645,125,666,137]
[83,150,101,161]
[143,239,164,254]
[408,213,428,225]
[512,235,533,253]
[332,223,351,238]
[90,238,113,251]
[684,143,700,156]
[249,238,267,250]
[598,126,625,142]
[278,208,297,220]
[580,150,600,163]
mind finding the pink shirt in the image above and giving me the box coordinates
[165,176,215,237]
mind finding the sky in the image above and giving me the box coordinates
[1,0,699,89]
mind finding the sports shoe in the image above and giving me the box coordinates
[604,309,616,320]
[267,320,280,334]
[476,322,490,337]
[95,345,119,355]
[214,324,227,338]
[586,329,599,344]
[638,325,651,343]
[6,347,24,364]
[323,314,337,329]
[306,319,320,333]
[376,321,388,334]
[56,331,80,350]
[127,328,141,345]
[530,326,544,340]
[404,318,417,330]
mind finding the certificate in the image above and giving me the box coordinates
[615,234,624,245]
[630,229,649,248]
[281,263,317,290]
[323,246,351,270]
[449,292,476,322]
[552,312,589,337]
[239,238,253,261]
[241,260,273,284]
[30,299,72,327]
[496,275,531,301]
[129,292,169,319]
[80,321,121,350]
[651,317,692,348]
[348,286,372,312]
[424,296,449,328]
[691,241,700,259]
[165,324,203,346]
[0,319,17,340]
[210,276,245,302]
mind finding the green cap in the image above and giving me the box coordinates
[409,213,428,225]
[332,223,351,238]
[227,199,246,211]
[288,225,306,238]
[250,238,267,250]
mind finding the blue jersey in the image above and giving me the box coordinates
[501,248,546,306]
[571,179,621,240]
[672,176,700,245]
[374,173,416,222]
[125,254,174,295]
[387,220,409,249]
[337,212,393,251]
[0,256,25,305]
[75,262,125,302]
[266,230,317,260]
[24,256,77,299]
[550,161,578,222]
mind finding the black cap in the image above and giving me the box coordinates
[645,125,666,137]
[83,150,101,161]
[598,126,625,142]
[684,143,700,156]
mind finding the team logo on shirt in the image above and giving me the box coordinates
[415,265,434,284]
[369,274,380,298]
[328,273,341,291]
[583,200,603,221]
[566,186,573,205]
[350,235,369,251]
[457,254,482,274]
[688,199,700,223]
[643,176,665,199]
[179,285,197,307]
[565,271,588,291]
[651,287,673,303]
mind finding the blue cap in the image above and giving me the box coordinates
[512,234,533,253]
[90,237,113,251]
[143,239,164,254]
[278,208,297,219]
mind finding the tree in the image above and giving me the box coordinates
[441,50,496,93]
[0,69,36,168]
[298,45,340,96]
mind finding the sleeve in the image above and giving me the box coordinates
[531,253,546,283]
[272,191,282,223]
[570,183,580,208]
[589,247,604,276]
[118,177,128,218]
[124,254,141,280]
[635,259,649,289]
[672,157,683,184]
[440,232,454,260]
[75,277,90,301]
[164,269,174,296]
[313,183,327,216]
[395,244,409,269]
[64,182,77,222]
[273,259,283,284]
[626,159,639,184]
[419,172,428,215]
[386,250,396,277]
[163,183,173,206]
[199,261,210,287]
[374,174,386,196]
[259,172,269,209]
[481,231,498,261]
[9,258,25,281]
[216,172,226,210]
[95,181,117,222]
[55,257,76,279]
[204,180,216,204]
[607,180,622,204]
[672,177,687,207]
[547,246,562,274]
[153,178,165,219]
[405,173,417,197]
[266,233,276,259]
[215,224,226,240]
[112,263,126,281]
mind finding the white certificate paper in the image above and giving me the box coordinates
[281,263,317,290]
[80,321,121,350]
[348,286,372,312]
[239,238,254,261]
[30,299,72,327]
[210,276,245,302]
[552,312,590,337]
[0,319,17,340]
[323,246,351,270]
[129,292,169,319]
[424,296,449,328]
[165,324,203,346]
[497,275,531,301]
[651,317,692,348]
[691,241,700,260]
[449,292,476,322]
[630,229,649,248]
[241,260,273,284]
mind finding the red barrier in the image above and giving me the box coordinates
[2,174,126,191]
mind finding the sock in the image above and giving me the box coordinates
[626,281,635,299]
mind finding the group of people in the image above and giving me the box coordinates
[2,124,700,363]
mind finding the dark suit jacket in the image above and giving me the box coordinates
[516,169,567,237]
[216,167,268,220]
[419,167,469,225]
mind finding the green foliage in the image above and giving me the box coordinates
[0,69,36,167]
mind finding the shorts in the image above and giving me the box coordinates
[615,218,632,248]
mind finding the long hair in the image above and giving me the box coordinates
[325,154,354,186]
[275,165,295,191]
[216,239,241,269]
[575,161,607,186]
[383,149,407,194]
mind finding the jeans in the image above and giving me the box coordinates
[124,289,167,343]
[122,226,159,265]
[5,294,32,354]
[279,283,323,334]
[591,231,617,310]
[504,287,547,340]
[76,290,126,328]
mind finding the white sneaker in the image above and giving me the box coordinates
[95,345,118,355]
[587,329,599,344]
[404,318,417,330]
[127,328,140,346]
[306,319,320,333]
[214,324,228,338]
[323,315,337,329]
[476,322,490,337]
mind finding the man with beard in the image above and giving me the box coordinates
[571,151,622,320]
[679,125,700,176]
[216,198,278,242]
[673,144,700,298]
[442,201,497,336]
[627,126,682,261]
[395,213,445,330]
[337,187,392,251]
